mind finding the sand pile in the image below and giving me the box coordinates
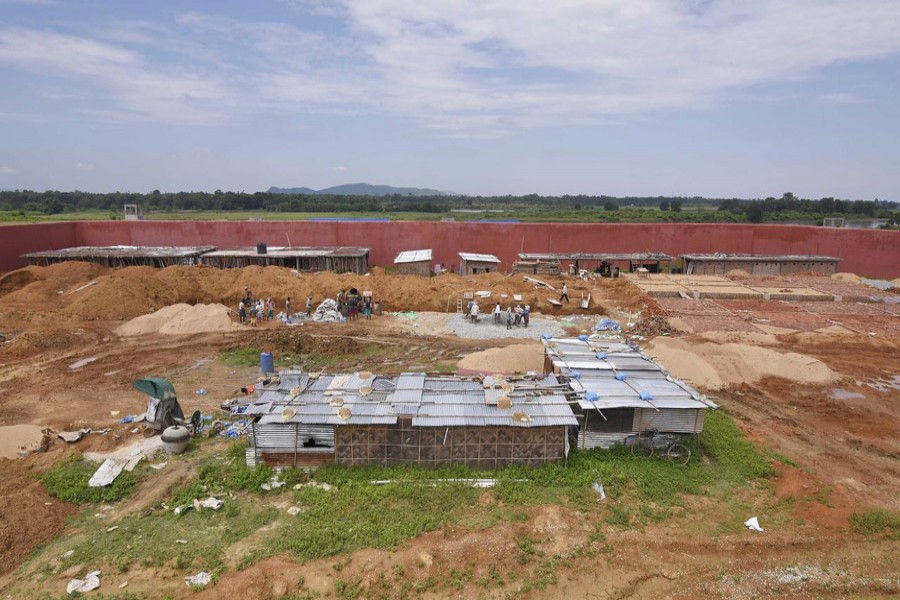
[116,303,241,336]
[644,337,839,390]
[831,272,862,284]
[0,425,47,459]
[456,343,545,374]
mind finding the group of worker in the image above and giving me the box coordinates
[466,300,530,328]
[237,289,278,325]
[236,287,378,325]
[336,288,374,320]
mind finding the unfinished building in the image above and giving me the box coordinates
[681,253,840,276]
[22,245,217,268]
[514,252,674,275]
[394,249,433,276]
[544,338,717,449]
[244,371,577,468]
[199,246,370,273]
[458,252,501,275]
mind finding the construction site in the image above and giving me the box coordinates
[0,221,898,599]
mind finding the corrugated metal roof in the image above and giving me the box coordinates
[394,249,432,263]
[553,359,614,371]
[682,253,840,262]
[200,246,370,258]
[390,373,426,404]
[248,371,575,427]
[546,337,719,412]
[458,252,501,263]
[606,357,661,371]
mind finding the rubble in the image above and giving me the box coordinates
[67,570,101,594]
[312,298,345,322]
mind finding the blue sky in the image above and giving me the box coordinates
[1,0,899,199]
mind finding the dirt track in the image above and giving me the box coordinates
[0,263,897,598]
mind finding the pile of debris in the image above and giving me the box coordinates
[513,261,560,275]
[312,299,345,323]
[627,304,674,338]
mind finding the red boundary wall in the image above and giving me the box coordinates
[2,221,898,278]
[0,222,78,272]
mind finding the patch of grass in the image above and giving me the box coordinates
[334,576,363,599]
[266,476,482,562]
[168,443,307,504]
[232,409,771,567]
[46,497,278,577]
[27,410,772,597]
[219,347,262,368]
[763,449,800,468]
[604,504,633,528]
[850,509,900,537]
[41,454,142,504]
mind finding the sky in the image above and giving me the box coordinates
[1,0,899,199]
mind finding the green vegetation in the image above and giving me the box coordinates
[41,454,142,504]
[850,509,900,537]
[219,346,264,368]
[239,409,771,565]
[22,410,772,597]
[219,346,295,369]
[1,189,895,224]
[46,497,278,577]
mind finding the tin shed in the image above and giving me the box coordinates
[394,249,433,276]
[458,252,501,275]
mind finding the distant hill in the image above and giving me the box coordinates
[268,183,450,196]
[268,186,317,195]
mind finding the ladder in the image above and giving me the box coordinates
[456,297,463,313]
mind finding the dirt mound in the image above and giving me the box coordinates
[832,272,862,283]
[116,303,241,336]
[456,342,544,374]
[644,336,840,390]
[0,269,38,297]
[0,453,77,575]
[0,262,107,303]
[1,330,84,359]
[725,269,751,280]
[2,263,619,320]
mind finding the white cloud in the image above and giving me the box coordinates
[332,165,348,172]
[75,162,95,171]
[1,2,899,135]
[1,165,16,174]
[0,110,47,123]
[818,92,870,105]
[0,27,234,124]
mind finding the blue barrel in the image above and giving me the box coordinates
[260,352,274,374]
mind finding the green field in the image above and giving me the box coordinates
[0,206,763,224]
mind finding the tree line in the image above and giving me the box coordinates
[0,189,896,223]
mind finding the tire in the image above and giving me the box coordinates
[665,443,691,466]
[631,437,653,457]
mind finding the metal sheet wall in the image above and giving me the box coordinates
[633,408,705,434]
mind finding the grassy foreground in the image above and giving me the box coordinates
[20,410,777,599]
